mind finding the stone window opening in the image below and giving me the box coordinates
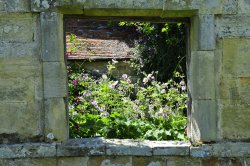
[64,16,190,142]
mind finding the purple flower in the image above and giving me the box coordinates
[91,100,98,106]
[65,51,72,57]
[72,79,78,86]
[111,81,118,88]
[122,74,128,79]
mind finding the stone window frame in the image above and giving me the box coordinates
[35,0,217,144]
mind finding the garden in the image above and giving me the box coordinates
[66,21,188,141]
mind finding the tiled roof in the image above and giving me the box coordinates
[65,19,138,60]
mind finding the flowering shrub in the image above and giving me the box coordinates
[68,60,187,141]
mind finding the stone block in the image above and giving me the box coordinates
[165,157,192,166]
[190,144,213,158]
[0,78,37,101]
[221,0,238,14]
[163,0,198,10]
[84,0,163,9]
[150,141,190,156]
[190,100,217,143]
[190,16,199,51]
[44,98,68,142]
[212,143,250,157]
[106,139,152,156]
[43,62,67,98]
[222,38,250,77]
[57,138,105,156]
[219,101,250,140]
[190,51,215,100]
[215,15,250,37]
[31,0,58,12]
[0,143,56,159]
[0,42,40,59]
[132,157,165,166]
[218,77,239,100]
[1,158,56,166]
[0,57,42,79]
[238,78,250,104]
[191,143,250,158]
[0,101,43,143]
[245,158,250,165]
[41,12,64,62]
[88,156,132,166]
[0,0,30,12]
[0,14,38,43]
[58,157,89,166]
[198,15,215,50]
[238,0,250,14]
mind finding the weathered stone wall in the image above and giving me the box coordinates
[0,0,250,165]
[1,139,250,166]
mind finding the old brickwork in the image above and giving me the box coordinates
[0,0,250,165]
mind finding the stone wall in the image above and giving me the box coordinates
[1,139,250,166]
[0,0,250,165]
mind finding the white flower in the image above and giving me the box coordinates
[143,77,148,84]
[111,81,118,88]
[102,74,108,80]
[100,112,109,117]
[91,100,98,106]
[181,85,187,91]
[112,59,118,64]
[122,74,128,79]
[98,106,105,112]
[84,90,91,97]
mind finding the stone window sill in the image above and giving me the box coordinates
[1,138,250,159]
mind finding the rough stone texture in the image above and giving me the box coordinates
[0,0,30,13]
[57,138,106,156]
[0,158,57,166]
[215,15,250,38]
[41,12,64,62]
[0,0,250,164]
[1,140,250,165]
[0,12,43,143]
[58,157,89,166]
[43,62,67,98]
[44,98,68,142]
[150,141,190,156]
[106,139,152,156]
[221,38,250,77]
[198,15,215,50]
[189,51,217,143]
[191,142,250,158]
[190,100,217,143]
[0,143,56,159]
[190,51,215,100]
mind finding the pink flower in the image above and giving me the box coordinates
[122,74,128,79]
[72,79,78,86]
[111,81,118,88]
[66,51,72,57]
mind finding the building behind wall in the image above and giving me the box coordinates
[0,0,250,165]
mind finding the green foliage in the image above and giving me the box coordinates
[67,21,188,141]
[119,21,186,82]
[68,61,187,141]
